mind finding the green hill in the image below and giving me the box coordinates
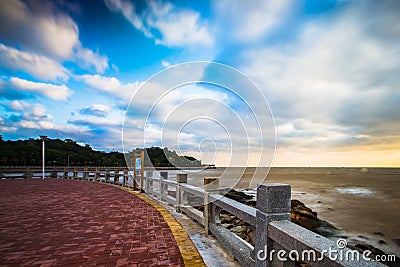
[0,138,201,168]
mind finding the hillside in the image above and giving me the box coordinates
[0,138,202,167]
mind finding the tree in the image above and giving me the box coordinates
[0,138,203,167]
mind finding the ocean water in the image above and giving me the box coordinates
[162,167,400,256]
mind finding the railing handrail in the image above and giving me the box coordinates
[209,193,257,227]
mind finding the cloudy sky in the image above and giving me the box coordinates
[0,0,399,167]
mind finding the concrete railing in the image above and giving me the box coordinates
[0,167,131,186]
[0,167,386,267]
[136,172,385,267]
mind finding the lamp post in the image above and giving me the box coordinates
[40,136,48,179]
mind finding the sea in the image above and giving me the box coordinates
[161,167,400,257]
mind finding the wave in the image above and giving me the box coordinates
[336,187,374,196]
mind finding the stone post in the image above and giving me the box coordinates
[116,170,119,184]
[26,167,33,179]
[84,167,88,180]
[123,169,127,187]
[119,170,124,185]
[145,171,153,192]
[204,177,219,235]
[105,169,110,183]
[111,170,115,184]
[160,172,168,201]
[254,184,291,267]
[176,174,187,212]
[51,168,57,178]
[95,168,99,182]
[133,170,137,190]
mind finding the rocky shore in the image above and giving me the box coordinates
[188,189,399,266]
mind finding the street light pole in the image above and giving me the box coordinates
[40,136,48,179]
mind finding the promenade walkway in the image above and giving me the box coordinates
[0,179,205,266]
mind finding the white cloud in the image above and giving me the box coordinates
[7,100,52,121]
[0,44,69,81]
[0,0,108,74]
[146,84,230,123]
[74,46,109,73]
[162,60,171,67]
[275,119,368,149]
[214,0,293,42]
[105,0,213,47]
[1,100,91,137]
[69,117,121,127]
[242,2,400,126]
[104,0,148,36]
[8,77,72,101]
[78,74,141,100]
[0,0,78,59]
[79,104,112,117]
[16,119,86,134]
[240,1,400,160]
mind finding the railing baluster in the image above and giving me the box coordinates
[255,184,291,267]
[176,174,187,212]
[204,177,219,235]
[160,172,168,201]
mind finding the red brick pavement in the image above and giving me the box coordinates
[0,179,185,266]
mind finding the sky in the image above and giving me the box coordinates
[0,0,399,167]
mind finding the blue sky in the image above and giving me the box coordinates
[0,0,399,167]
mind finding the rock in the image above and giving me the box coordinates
[249,231,255,245]
[354,243,386,257]
[187,195,204,208]
[220,188,255,206]
[290,199,320,230]
[219,212,233,224]
[290,200,339,237]
[291,212,320,230]
[221,191,339,236]
[230,226,244,235]
[295,262,312,267]
[357,235,370,240]
[348,242,400,267]
[221,223,232,229]
[373,231,385,236]
[392,239,400,247]
[379,240,387,245]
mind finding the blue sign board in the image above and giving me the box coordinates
[135,157,142,171]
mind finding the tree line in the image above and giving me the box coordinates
[0,137,202,168]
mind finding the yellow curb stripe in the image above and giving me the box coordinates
[109,184,206,266]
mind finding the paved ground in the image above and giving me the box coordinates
[154,199,240,267]
[0,179,204,266]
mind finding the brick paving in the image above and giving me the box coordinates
[0,179,196,266]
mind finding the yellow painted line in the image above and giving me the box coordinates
[107,183,206,266]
